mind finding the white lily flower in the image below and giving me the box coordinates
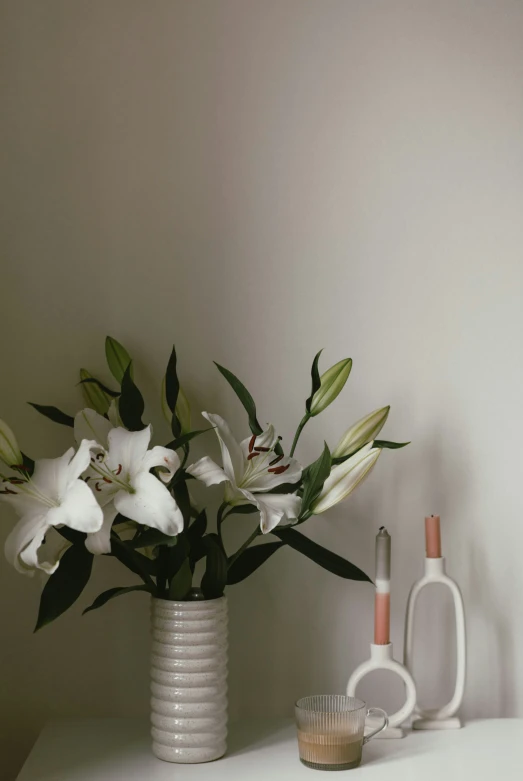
[74,413,183,554]
[187,412,302,534]
[311,442,381,514]
[332,406,390,459]
[1,440,103,575]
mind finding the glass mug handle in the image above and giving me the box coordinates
[362,707,389,744]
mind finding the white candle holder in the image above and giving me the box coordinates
[404,557,466,730]
[347,643,417,738]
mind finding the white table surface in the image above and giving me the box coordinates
[16,717,523,780]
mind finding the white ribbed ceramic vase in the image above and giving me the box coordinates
[150,596,228,763]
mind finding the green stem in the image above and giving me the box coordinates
[228,526,261,568]
[290,414,311,457]
[181,445,190,469]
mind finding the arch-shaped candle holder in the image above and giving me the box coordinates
[347,643,417,739]
[404,556,466,729]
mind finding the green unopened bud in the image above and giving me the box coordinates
[175,387,191,435]
[0,419,23,467]
[332,406,390,459]
[161,378,191,434]
[309,358,352,416]
[161,376,171,424]
[311,443,381,514]
[107,399,123,428]
[105,336,132,385]
[79,369,111,415]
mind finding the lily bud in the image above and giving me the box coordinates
[107,399,124,428]
[0,419,23,468]
[311,443,381,514]
[309,358,352,416]
[105,336,132,385]
[79,369,111,416]
[175,387,191,435]
[332,406,390,459]
[161,378,191,434]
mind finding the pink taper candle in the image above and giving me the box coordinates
[425,515,442,558]
[374,527,391,645]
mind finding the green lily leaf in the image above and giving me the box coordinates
[109,537,156,583]
[168,557,192,600]
[35,544,94,631]
[173,480,191,529]
[165,346,182,438]
[56,527,86,545]
[187,509,207,543]
[166,429,211,452]
[305,349,323,413]
[118,363,145,431]
[165,346,180,412]
[273,527,372,583]
[129,528,177,549]
[166,534,190,582]
[214,363,262,436]
[227,541,283,585]
[201,533,228,599]
[105,336,132,385]
[299,442,331,516]
[373,439,410,450]
[28,403,74,428]
[78,374,120,399]
[20,452,35,477]
[83,584,152,614]
[224,504,258,515]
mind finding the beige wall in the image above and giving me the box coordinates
[2,0,523,776]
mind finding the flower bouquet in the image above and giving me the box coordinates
[0,337,406,762]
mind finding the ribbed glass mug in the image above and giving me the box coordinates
[295,695,388,770]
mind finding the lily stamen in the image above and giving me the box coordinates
[247,452,260,461]
[254,446,270,452]
[269,454,283,466]
[248,435,256,453]
[268,464,290,475]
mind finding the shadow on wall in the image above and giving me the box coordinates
[228,417,480,721]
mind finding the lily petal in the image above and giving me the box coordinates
[241,489,301,534]
[240,423,278,458]
[4,513,53,576]
[66,439,100,484]
[142,446,180,483]
[114,472,183,536]
[85,503,118,555]
[30,448,76,498]
[46,479,104,532]
[106,425,152,477]
[74,409,112,449]
[202,413,244,483]
[187,456,229,487]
